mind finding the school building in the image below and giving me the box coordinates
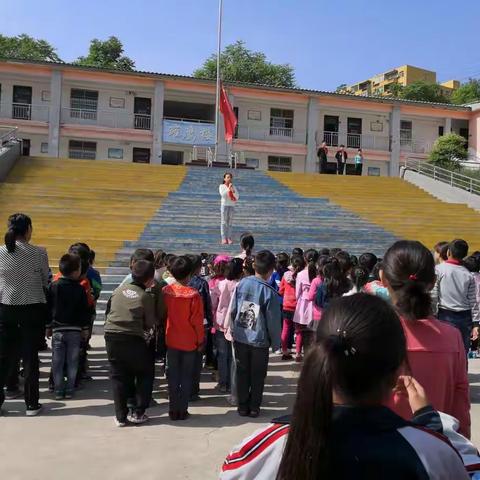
[0,58,478,177]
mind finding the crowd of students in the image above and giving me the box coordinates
[1,212,480,478]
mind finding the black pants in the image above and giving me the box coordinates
[105,333,153,422]
[234,341,269,412]
[167,348,196,413]
[337,160,345,175]
[0,303,45,408]
[190,351,203,397]
[319,159,328,174]
[355,164,363,176]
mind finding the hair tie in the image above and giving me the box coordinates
[409,274,418,281]
[325,329,357,357]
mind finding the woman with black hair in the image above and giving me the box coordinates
[220,294,471,480]
[219,172,239,245]
[0,213,49,416]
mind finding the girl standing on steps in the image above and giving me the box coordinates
[219,172,239,245]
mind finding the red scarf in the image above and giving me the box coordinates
[227,184,237,202]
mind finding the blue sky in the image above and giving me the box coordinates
[2,0,479,91]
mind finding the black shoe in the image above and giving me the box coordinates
[189,394,201,402]
[26,404,43,417]
[238,408,249,417]
[249,409,260,418]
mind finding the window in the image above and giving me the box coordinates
[133,147,151,164]
[438,126,444,137]
[400,120,412,146]
[368,167,381,176]
[323,115,339,146]
[108,148,124,159]
[162,150,183,165]
[347,118,362,148]
[245,158,259,169]
[68,140,96,160]
[12,85,32,120]
[270,108,294,137]
[70,89,98,120]
[268,156,292,172]
[40,142,48,153]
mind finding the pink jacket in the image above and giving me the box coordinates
[215,278,239,331]
[293,268,313,326]
[388,316,471,438]
[307,276,323,322]
[209,276,225,325]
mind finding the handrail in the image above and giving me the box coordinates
[164,116,215,124]
[0,126,18,144]
[403,158,480,196]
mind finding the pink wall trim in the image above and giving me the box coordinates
[60,124,153,141]
[0,119,48,134]
[233,139,307,155]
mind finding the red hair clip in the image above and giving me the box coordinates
[409,274,418,281]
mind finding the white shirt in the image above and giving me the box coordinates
[219,184,239,207]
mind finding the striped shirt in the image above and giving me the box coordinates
[0,241,49,305]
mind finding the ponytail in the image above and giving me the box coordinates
[304,249,319,282]
[4,213,32,253]
[240,233,254,257]
[277,344,333,480]
[4,229,16,253]
[394,281,432,321]
[290,255,306,285]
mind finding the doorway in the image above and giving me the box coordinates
[134,98,152,130]
[13,85,32,120]
[347,117,362,148]
[323,115,339,146]
[21,139,31,156]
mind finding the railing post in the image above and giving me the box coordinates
[470,178,473,193]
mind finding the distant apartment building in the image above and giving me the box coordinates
[347,65,460,98]
[0,59,477,177]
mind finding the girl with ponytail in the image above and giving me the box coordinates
[220,294,470,480]
[292,249,319,361]
[382,240,471,438]
[0,213,49,416]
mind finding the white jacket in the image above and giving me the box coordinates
[219,184,239,207]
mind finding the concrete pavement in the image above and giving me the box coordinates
[1,334,480,480]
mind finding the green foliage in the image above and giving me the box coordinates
[400,81,450,103]
[428,133,467,170]
[451,79,480,105]
[0,34,61,62]
[193,40,296,88]
[75,36,135,71]
[385,83,404,98]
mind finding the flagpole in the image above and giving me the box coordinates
[214,0,223,164]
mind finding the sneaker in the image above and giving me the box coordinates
[218,384,228,394]
[4,389,23,400]
[114,418,127,427]
[128,413,149,425]
[249,409,260,418]
[64,391,73,400]
[281,353,293,361]
[169,410,180,421]
[227,395,238,407]
[238,408,249,417]
[26,404,43,417]
[179,411,190,420]
[295,355,303,363]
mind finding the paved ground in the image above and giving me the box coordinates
[1,334,480,480]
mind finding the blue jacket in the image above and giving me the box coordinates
[231,276,282,350]
[189,274,213,327]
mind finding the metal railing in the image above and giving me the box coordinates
[0,126,18,145]
[237,125,305,143]
[68,149,96,160]
[134,114,152,130]
[12,103,31,120]
[403,158,480,196]
[321,131,390,151]
[0,103,49,122]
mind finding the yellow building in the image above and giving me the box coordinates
[347,65,459,98]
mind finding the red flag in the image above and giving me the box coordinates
[219,85,237,144]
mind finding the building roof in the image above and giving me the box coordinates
[0,57,471,112]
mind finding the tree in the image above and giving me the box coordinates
[0,34,61,62]
[193,40,296,88]
[451,79,480,105]
[385,83,404,98]
[428,133,467,171]
[400,81,450,103]
[75,36,135,71]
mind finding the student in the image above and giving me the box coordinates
[433,241,449,265]
[219,172,239,245]
[86,249,102,302]
[162,254,178,285]
[215,258,244,393]
[293,249,319,361]
[236,233,254,260]
[120,248,155,286]
[317,141,328,174]
[220,294,470,480]
[314,258,351,310]
[335,144,348,175]
[432,239,479,353]
[291,247,304,258]
[358,252,378,280]
[46,254,90,400]
[269,252,289,292]
[344,265,369,296]
[354,148,364,175]
[363,261,390,301]
[279,255,305,360]
[382,240,471,438]
[163,256,204,421]
[187,254,213,400]
[307,255,330,325]
[104,260,157,426]
[154,249,167,282]
[230,250,282,417]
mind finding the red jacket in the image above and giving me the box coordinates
[163,282,205,351]
[279,271,297,312]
